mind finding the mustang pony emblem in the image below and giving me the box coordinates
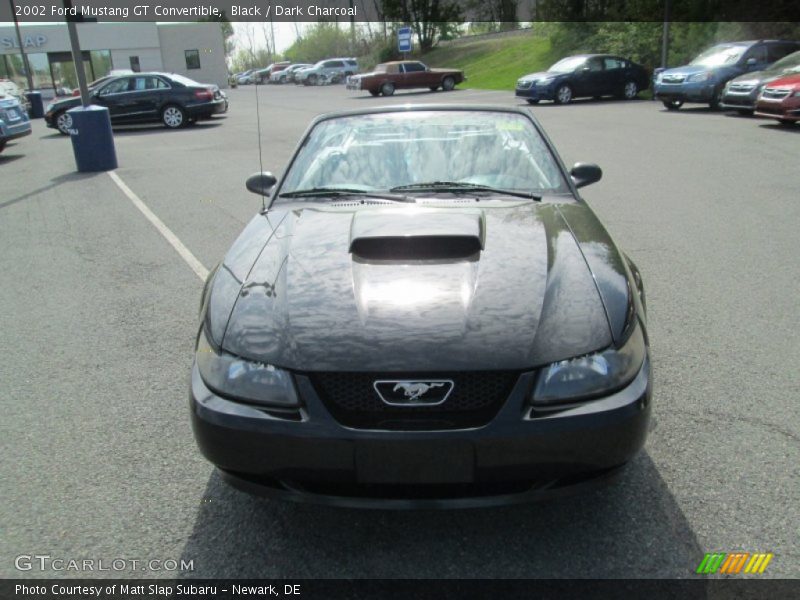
[393,382,445,401]
[373,380,455,406]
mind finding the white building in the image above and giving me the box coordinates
[0,22,228,98]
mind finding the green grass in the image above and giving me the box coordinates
[419,35,557,90]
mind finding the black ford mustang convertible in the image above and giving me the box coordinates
[191,105,651,508]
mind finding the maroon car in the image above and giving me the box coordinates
[346,61,464,96]
[755,73,800,125]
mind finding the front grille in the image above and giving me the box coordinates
[661,75,685,84]
[728,83,755,93]
[762,88,791,100]
[309,371,520,430]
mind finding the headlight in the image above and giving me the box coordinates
[45,103,54,113]
[532,321,646,405]
[537,77,555,86]
[196,329,299,407]
[793,90,800,97]
[687,72,712,83]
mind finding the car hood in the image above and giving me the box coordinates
[729,68,797,86]
[206,201,621,372]
[662,65,725,77]
[519,71,561,81]
[48,96,81,111]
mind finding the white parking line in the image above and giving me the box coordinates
[108,171,209,282]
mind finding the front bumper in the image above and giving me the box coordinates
[654,80,716,103]
[190,357,652,508]
[515,85,555,102]
[720,90,758,111]
[755,96,800,121]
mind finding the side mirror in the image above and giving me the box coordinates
[745,57,757,66]
[246,171,277,196]
[570,163,602,189]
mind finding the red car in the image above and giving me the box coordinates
[346,61,464,96]
[754,73,800,125]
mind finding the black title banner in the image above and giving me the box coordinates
[2,0,799,23]
[3,579,800,600]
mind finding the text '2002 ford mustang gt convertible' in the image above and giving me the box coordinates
[190,105,651,508]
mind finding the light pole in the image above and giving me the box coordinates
[9,0,34,90]
[661,0,671,69]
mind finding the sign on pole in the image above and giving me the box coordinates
[398,26,412,53]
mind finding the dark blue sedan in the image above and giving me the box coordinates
[515,54,650,105]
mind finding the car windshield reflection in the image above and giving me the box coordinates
[278,110,567,199]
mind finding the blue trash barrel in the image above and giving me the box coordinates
[25,91,44,118]
[67,105,118,172]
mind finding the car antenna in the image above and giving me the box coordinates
[255,77,266,212]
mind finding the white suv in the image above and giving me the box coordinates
[296,58,358,85]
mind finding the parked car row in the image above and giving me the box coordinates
[295,58,359,85]
[269,63,312,84]
[44,72,228,134]
[654,39,800,125]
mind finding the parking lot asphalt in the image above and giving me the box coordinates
[2,84,799,579]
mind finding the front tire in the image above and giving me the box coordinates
[709,87,723,110]
[526,99,539,105]
[622,80,639,100]
[429,86,439,92]
[381,82,395,96]
[0,140,6,153]
[554,84,573,104]
[369,90,380,97]
[778,119,795,127]
[162,105,185,129]
[442,76,456,91]
[662,99,683,110]
[55,111,73,135]
[307,74,317,86]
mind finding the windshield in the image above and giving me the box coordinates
[690,44,747,67]
[771,50,800,72]
[548,56,586,73]
[278,111,567,198]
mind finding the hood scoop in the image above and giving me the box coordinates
[349,208,484,261]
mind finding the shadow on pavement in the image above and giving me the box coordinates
[757,122,799,133]
[111,121,225,137]
[178,451,702,578]
[0,171,102,211]
[0,152,25,164]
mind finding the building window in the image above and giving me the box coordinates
[129,56,141,72]
[185,50,201,70]
[90,50,113,80]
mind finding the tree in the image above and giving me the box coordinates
[381,0,463,52]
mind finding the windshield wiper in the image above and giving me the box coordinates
[389,181,541,201]
[279,187,416,203]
